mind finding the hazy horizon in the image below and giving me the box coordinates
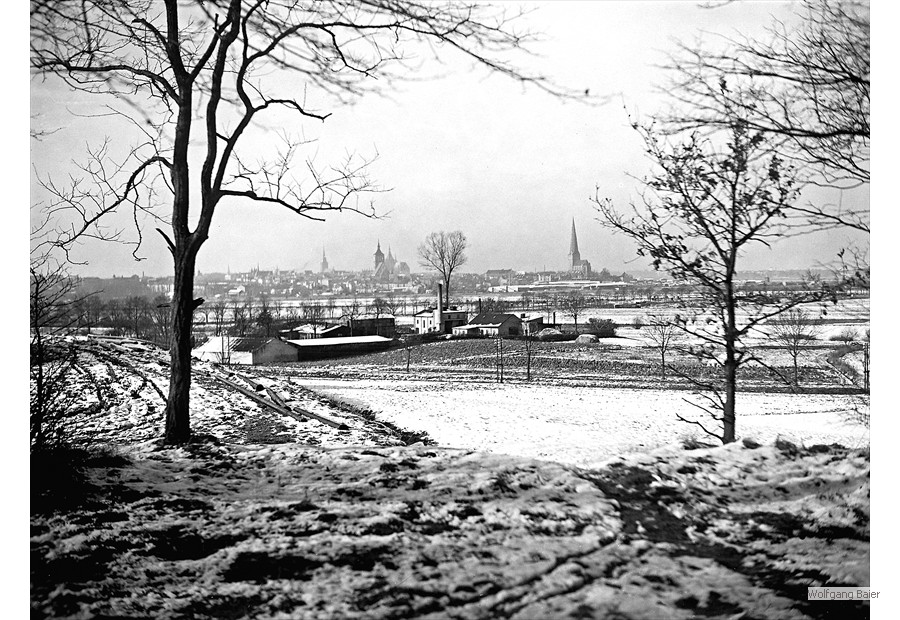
[30,1,869,280]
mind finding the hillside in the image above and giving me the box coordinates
[31,339,870,619]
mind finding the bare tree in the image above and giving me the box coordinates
[149,295,172,347]
[383,292,403,318]
[302,302,326,336]
[244,293,255,327]
[73,292,103,335]
[256,293,274,337]
[31,1,577,444]
[325,298,338,321]
[123,296,151,338]
[559,291,588,335]
[523,334,535,381]
[661,0,869,252]
[103,299,126,335]
[231,301,250,337]
[662,0,869,197]
[595,119,834,444]
[770,308,820,385]
[480,297,509,314]
[270,298,283,327]
[30,260,80,450]
[211,300,228,336]
[644,314,680,382]
[418,231,468,309]
[342,295,362,336]
[371,297,389,318]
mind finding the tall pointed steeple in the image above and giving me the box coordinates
[568,219,581,269]
[374,240,385,269]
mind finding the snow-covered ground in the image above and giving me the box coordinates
[31,439,870,619]
[32,339,872,619]
[297,379,870,468]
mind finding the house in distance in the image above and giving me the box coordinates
[453,312,523,338]
[413,282,468,334]
[193,336,298,365]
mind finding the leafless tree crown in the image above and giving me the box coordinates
[661,0,869,229]
[418,230,468,306]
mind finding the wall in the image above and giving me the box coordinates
[252,340,300,364]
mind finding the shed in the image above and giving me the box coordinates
[192,336,298,365]
[287,335,395,360]
[455,312,522,338]
[320,324,351,338]
[520,313,545,335]
[279,323,325,339]
[349,314,396,337]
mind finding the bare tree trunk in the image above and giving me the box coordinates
[526,337,532,381]
[163,244,198,444]
[32,318,47,448]
[661,350,666,382]
[723,356,736,443]
[723,297,737,443]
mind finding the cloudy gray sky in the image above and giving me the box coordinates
[29,1,869,278]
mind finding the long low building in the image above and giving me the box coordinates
[193,336,298,365]
[452,312,522,338]
[287,335,396,360]
[193,334,396,364]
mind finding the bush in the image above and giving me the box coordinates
[632,316,644,329]
[587,318,617,338]
[829,327,859,343]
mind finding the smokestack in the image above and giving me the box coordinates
[437,282,444,333]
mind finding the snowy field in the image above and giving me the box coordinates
[32,339,871,618]
[32,440,870,619]
[297,379,869,468]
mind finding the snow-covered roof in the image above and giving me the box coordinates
[468,312,521,328]
[520,313,544,322]
[286,335,394,347]
[193,336,276,353]
[415,307,466,317]
[280,323,318,334]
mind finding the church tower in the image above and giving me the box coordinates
[567,219,591,276]
[385,246,397,275]
[374,240,385,270]
[568,219,581,270]
[320,248,329,274]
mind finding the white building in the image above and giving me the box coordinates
[413,307,468,335]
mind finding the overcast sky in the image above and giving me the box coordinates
[29,1,869,278]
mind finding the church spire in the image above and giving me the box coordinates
[321,246,329,274]
[568,218,581,269]
[374,240,385,269]
[569,219,579,255]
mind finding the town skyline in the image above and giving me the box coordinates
[67,216,863,280]
[30,2,868,281]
